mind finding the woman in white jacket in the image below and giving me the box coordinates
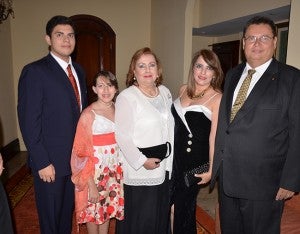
[115,47,174,234]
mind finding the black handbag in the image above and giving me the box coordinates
[138,142,171,161]
[183,162,209,187]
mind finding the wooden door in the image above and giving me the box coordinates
[70,14,116,104]
[212,40,240,78]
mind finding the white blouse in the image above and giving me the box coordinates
[115,85,174,186]
[91,110,115,134]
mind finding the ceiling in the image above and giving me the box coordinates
[193,5,290,37]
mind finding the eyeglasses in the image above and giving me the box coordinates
[244,35,274,44]
[53,32,75,40]
[194,63,214,72]
[136,62,157,70]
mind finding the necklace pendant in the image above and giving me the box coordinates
[191,85,211,99]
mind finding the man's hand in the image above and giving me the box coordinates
[38,164,56,183]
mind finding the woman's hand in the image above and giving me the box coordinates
[195,170,212,185]
[88,178,99,203]
[0,153,4,176]
[143,158,161,170]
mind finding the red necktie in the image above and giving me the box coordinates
[66,64,80,108]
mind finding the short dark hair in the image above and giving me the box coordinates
[46,15,75,36]
[243,16,277,37]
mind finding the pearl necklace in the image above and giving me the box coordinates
[191,86,211,99]
[138,86,159,98]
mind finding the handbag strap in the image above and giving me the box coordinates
[165,141,172,158]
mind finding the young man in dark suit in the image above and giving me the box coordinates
[211,16,300,234]
[18,15,88,234]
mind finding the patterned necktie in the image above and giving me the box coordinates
[230,69,256,122]
[67,64,80,108]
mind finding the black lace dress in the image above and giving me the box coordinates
[171,98,211,234]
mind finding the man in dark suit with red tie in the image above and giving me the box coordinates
[18,15,88,234]
[211,16,300,233]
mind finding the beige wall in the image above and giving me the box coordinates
[192,0,300,69]
[9,0,151,149]
[11,0,151,92]
[196,0,290,28]
[151,0,193,96]
[191,0,291,85]
[286,0,300,68]
[1,0,299,150]
[0,19,17,147]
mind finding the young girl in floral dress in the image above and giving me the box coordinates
[71,71,124,234]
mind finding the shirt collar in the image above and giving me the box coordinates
[246,58,272,75]
[50,52,72,70]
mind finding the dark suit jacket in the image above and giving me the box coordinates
[211,59,300,200]
[18,53,88,177]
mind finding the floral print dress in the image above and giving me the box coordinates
[78,112,124,224]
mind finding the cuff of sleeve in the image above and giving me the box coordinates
[136,155,147,170]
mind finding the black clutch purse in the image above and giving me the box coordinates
[138,142,171,161]
[183,162,209,187]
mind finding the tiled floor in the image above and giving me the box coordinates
[4,152,218,219]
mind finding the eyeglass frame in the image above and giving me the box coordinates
[136,62,157,70]
[193,63,214,72]
[243,35,274,44]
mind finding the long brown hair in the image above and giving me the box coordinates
[187,49,223,98]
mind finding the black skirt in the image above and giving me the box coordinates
[116,173,170,234]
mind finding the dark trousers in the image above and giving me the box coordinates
[34,175,74,234]
[218,177,284,234]
[0,182,14,234]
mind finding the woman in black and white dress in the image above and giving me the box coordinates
[171,49,223,234]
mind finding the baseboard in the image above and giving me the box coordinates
[0,138,20,162]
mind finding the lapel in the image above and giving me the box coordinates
[228,59,279,125]
[46,54,81,113]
